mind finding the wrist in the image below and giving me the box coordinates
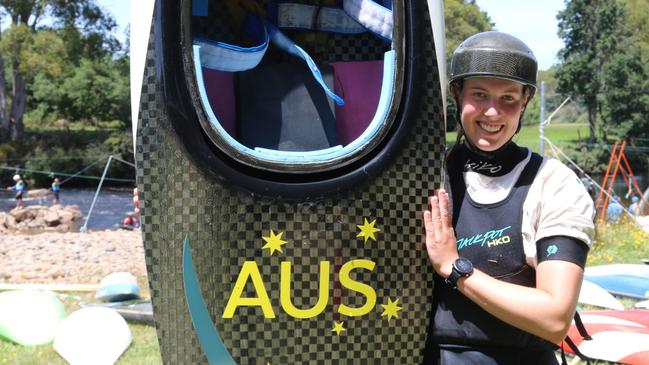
[439,263,453,279]
[445,257,474,289]
[436,257,458,278]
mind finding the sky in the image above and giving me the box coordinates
[474,0,567,70]
[96,0,130,44]
[98,0,566,71]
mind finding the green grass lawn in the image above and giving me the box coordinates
[446,123,589,153]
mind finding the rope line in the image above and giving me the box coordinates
[1,155,108,162]
[60,158,107,185]
[0,162,135,183]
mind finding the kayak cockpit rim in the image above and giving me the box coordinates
[180,0,406,174]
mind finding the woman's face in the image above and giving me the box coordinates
[458,77,529,151]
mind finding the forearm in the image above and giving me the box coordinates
[456,262,583,343]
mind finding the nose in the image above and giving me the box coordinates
[483,98,500,117]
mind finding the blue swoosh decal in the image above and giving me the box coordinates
[183,235,237,365]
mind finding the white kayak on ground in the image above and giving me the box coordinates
[579,279,624,310]
[636,300,649,309]
[95,272,141,303]
[53,307,132,365]
[585,264,649,278]
[0,290,66,345]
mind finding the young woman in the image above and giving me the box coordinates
[422,31,595,364]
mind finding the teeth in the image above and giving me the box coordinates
[479,122,502,133]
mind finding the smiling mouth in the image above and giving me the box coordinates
[479,122,503,133]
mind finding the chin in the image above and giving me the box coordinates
[476,141,502,152]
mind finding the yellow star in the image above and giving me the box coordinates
[381,298,402,322]
[357,218,380,243]
[262,230,287,256]
[332,321,346,336]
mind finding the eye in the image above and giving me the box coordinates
[501,95,516,102]
[472,92,487,99]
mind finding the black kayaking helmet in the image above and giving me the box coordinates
[449,31,538,157]
[450,31,538,94]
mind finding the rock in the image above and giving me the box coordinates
[0,212,16,230]
[10,206,42,222]
[28,218,46,229]
[3,204,83,233]
[44,212,60,226]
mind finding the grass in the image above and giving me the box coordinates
[446,123,590,153]
[0,292,161,365]
[590,218,649,266]
[0,325,160,365]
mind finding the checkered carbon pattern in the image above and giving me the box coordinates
[137,2,445,364]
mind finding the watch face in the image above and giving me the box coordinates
[455,258,473,275]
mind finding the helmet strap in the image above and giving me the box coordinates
[459,139,527,177]
[462,133,515,161]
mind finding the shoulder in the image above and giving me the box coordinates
[527,156,595,247]
[534,157,584,190]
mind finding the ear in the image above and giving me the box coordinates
[520,87,533,112]
[449,83,460,99]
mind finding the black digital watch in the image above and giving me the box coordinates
[445,257,474,289]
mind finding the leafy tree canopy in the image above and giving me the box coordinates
[555,0,649,173]
[0,0,125,142]
[444,0,493,65]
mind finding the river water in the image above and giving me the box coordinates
[0,188,135,230]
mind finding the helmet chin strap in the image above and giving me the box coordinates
[462,133,515,161]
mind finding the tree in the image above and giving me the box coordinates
[0,18,9,143]
[444,0,493,66]
[0,0,117,143]
[555,0,627,144]
[32,56,129,123]
[444,0,493,130]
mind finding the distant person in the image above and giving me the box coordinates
[628,196,640,216]
[6,174,25,208]
[122,212,139,230]
[51,177,61,205]
[580,176,594,193]
[606,196,624,222]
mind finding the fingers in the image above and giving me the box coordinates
[438,189,451,228]
[423,210,434,234]
[422,190,451,241]
[429,196,443,227]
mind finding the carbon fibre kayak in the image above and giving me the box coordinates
[131,0,447,363]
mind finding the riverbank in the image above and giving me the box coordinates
[0,230,147,291]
